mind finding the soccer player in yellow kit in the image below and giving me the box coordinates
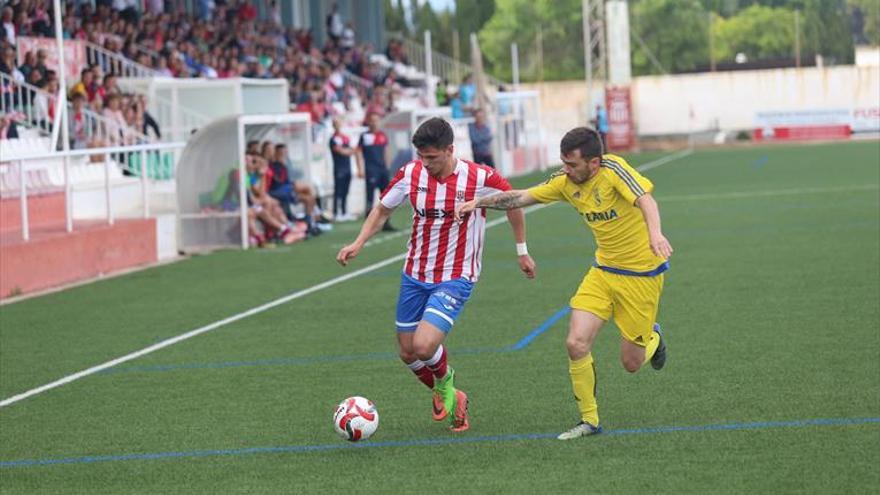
[455,127,673,439]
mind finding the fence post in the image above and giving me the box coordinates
[19,161,29,241]
[104,155,114,225]
[141,149,149,218]
[64,155,72,232]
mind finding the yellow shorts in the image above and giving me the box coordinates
[569,267,664,347]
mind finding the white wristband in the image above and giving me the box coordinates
[516,242,529,256]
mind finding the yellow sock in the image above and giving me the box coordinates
[643,330,660,366]
[569,354,599,426]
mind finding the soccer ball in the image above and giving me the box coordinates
[333,396,379,442]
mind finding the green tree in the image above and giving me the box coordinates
[801,0,854,63]
[848,0,880,44]
[384,0,409,38]
[413,2,455,57]
[712,4,797,61]
[630,0,711,74]
[479,0,586,82]
[454,1,496,63]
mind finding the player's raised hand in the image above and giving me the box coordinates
[336,242,362,266]
[454,200,478,223]
[518,254,537,279]
[649,232,673,259]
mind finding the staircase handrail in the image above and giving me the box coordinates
[83,40,158,78]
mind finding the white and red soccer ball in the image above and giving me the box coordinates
[333,396,379,442]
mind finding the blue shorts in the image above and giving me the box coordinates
[395,272,474,333]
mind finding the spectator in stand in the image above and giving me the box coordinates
[296,87,328,125]
[449,91,465,119]
[33,78,57,129]
[17,51,37,83]
[61,16,76,39]
[363,86,388,124]
[326,3,343,43]
[458,73,476,116]
[145,0,164,16]
[136,95,161,140]
[34,49,49,81]
[0,112,20,139]
[68,93,95,149]
[238,1,258,22]
[123,103,144,144]
[102,94,128,145]
[468,108,495,168]
[356,112,396,231]
[0,45,24,84]
[435,78,449,106]
[242,55,264,78]
[113,0,140,24]
[329,117,355,221]
[97,73,122,102]
[155,56,173,77]
[197,0,216,22]
[340,22,355,51]
[2,7,15,46]
[70,67,99,102]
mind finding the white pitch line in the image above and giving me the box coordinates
[637,148,694,172]
[0,255,404,408]
[0,150,693,409]
[659,183,879,203]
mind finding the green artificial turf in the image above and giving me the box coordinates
[1,140,878,494]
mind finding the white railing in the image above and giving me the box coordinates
[392,35,506,87]
[302,54,374,94]
[0,71,54,136]
[84,41,157,78]
[145,93,212,142]
[1,71,156,150]
[1,141,185,241]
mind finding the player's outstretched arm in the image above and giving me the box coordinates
[635,193,673,259]
[454,190,538,222]
[336,204,395,266]
[505,208,537,279]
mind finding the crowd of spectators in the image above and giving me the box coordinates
[0,0,439,244]
[2,39,159,151]
[1,0,412,142]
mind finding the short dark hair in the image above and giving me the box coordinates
[412,117,454,150]
[560,127,603,159]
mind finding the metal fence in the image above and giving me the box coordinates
[1,141,185,241]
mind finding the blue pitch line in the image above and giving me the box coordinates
[2,417,878,468]
[508,307,570,351]
[100,308,571,375]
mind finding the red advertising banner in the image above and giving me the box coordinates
[16,37,86,84]
[605,86,634,151]
[753,125,851,141]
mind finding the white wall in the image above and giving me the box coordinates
[632,66,880,135]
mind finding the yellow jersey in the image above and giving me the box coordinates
[527,154,667,272]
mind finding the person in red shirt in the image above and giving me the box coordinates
[238,1,257,22]
[295,88,327,125]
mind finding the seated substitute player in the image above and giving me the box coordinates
[455,127,672,439]
[336,117,536,432]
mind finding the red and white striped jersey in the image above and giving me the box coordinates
[380,159,512,283]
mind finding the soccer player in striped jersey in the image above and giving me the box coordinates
[455,127,673,440]
[337,117,536,432]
